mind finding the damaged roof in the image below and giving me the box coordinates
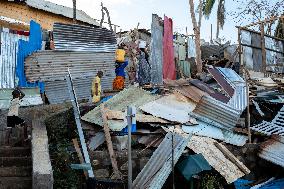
[24,0,99,26]
[81,86,159,131]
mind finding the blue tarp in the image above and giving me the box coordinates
[234,178,284,189]
[17,20,44,93]
[177,153,211,181]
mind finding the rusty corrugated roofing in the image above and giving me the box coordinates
[259,135,284,168]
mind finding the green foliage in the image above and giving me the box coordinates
[200,174,221,189]
[45,109,83,189]
[203,0,216,18]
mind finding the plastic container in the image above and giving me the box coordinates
[115,49,125,62]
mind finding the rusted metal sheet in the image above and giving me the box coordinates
[216,67,247,111]
[140,93,197,123]
[251,105,284,136]
[174,85,206,103]
[133,132,191,189]
[82,87,159,131]
[190,79,230,103]
[259,135,284,168]
[191,96,241,131]
[188,135,250,184]
[25,51,116,82]
[53,23,116,52]
[0,29,28,89]
[208,67,234,97]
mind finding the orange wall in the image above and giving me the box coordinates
[0,1,87,30]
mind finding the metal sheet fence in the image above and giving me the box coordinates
[0,28,28,89]
[239,28,284,73]
[25,51,116,82]
[53,23,116,52]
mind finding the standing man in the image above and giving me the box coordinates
[92,71,104,103]
[7,87,27,144]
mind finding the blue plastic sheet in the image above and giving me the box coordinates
[177,153,211,181]
[234,178,284,189]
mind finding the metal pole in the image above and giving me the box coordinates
[172,132,175,189]
[66,69,94,178]
[127,106,136,189]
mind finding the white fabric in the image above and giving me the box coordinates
[188,38,196,58]
[8,98,20,116]
[139,40,146,49]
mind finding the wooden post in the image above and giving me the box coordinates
[127,106,135,189]
[260,23,266,73]
[72,138,88,178]
[101,104,122,180]
[237,27,243,75]
[244,70,252,143]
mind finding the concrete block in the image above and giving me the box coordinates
[32,119,53,189]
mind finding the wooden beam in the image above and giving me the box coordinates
[72,138,88,178]
[101,104,123,180]
[243,15,284,28]
[214,142,250,174]
[260,24,267,73]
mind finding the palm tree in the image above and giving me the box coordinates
[189,0,203,74]
[203,0,225,39]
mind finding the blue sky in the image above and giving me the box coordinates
[48,0,265,43]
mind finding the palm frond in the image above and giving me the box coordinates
[203,0,216,18]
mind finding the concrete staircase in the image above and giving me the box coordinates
[0,146,32,189]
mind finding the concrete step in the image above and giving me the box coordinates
[0,147,31,157]
[0,166,32,177]
[0,177,32,189]
[0,157,32,167]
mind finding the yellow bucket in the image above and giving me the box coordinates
[116,49,126,62]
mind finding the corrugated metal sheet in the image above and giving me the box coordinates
[191,95,241,131]
[176,60,191,78]
[251,106,284,136]
[216,67,247,112]
[150,14,163,85]
[140,93,197,123]
[45,77,92,104]
[190,79,230,103]
[53,23,116,52]
[24,51,116,82]
[259,136,284,168]
[182,122,248,146]
[188,135,250,184]
[0,88,43,109]
[133,132,191,189]
[82,87,159,131]
[25,0,99,26]
[208,67,235,97]
[0,28,28,89]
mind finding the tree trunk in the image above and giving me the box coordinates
[189,0,203,74]
[216,19,220,39]
[73,0,76,23]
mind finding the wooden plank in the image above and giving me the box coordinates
[214,142,250,174]
[106,109,169,123]
[260,24,267,73]
[72,138,88,178]
[101,104,123,180]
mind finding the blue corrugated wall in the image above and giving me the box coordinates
[17,20,44,93]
